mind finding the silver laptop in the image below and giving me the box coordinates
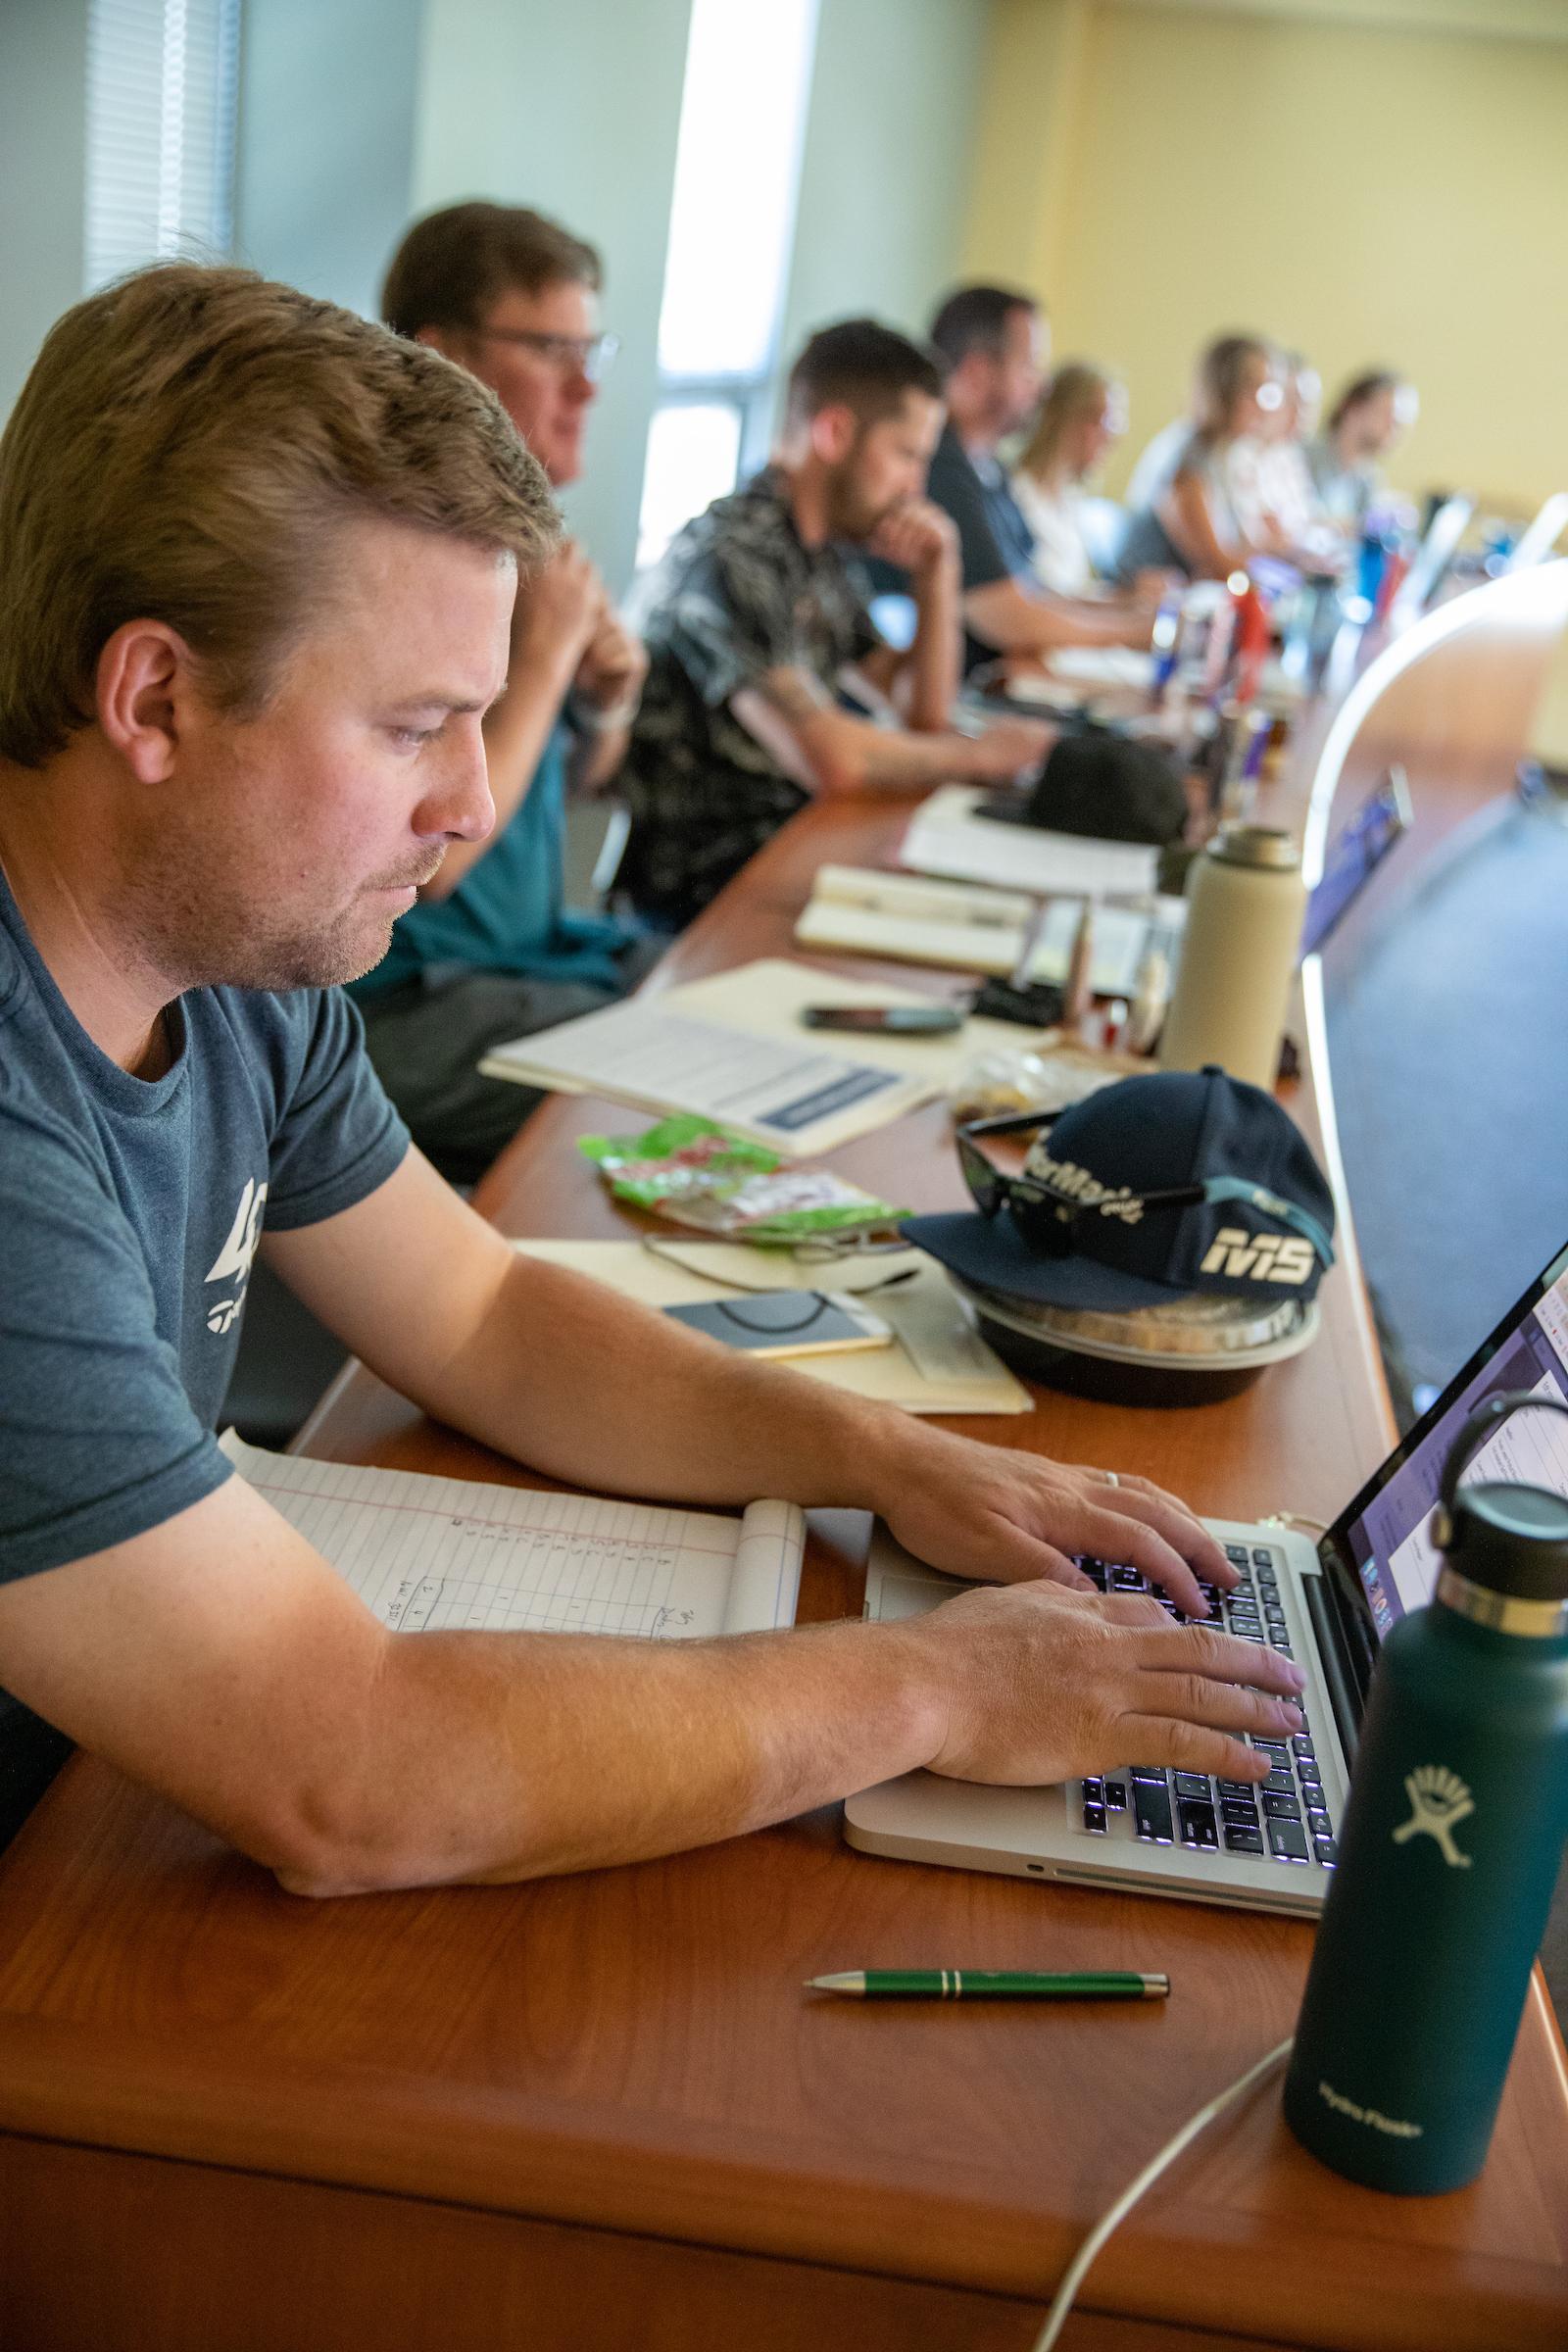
[847,1235,1568,1917]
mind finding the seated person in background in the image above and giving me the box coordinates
[1228,352,1344,573]
[1010,361,1172,601]
[914,287,1155,671]
[0,268,1304,1877]
[1308,368,1417,532]
[352,202,658,1187]
[1009,361,1124,594]
[1116,333,1284,581]
[616,318,1047,929]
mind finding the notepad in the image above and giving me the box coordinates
[220,1434,806,1639]
[793,865,1034,977]
[900,786,1160,901]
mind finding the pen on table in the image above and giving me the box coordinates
[805,1971,1170,2001]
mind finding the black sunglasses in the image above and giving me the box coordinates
[956,1109,1335,1268]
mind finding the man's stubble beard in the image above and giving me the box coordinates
[120,834,426,995]
[826,472,896,548]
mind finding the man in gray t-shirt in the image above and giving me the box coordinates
[0,269,1296,1883]
[0,888,406,1836]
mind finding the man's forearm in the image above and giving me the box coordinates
[416,1253,913,1519]
[901,556,961,731]
[567,716,633,796]
[285,1610,941,1894]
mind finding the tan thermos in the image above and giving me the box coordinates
[1157,825,1305,1090]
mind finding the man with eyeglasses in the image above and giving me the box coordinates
[352,202,658,1185]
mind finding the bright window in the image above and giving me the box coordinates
[635,0,819,570]
[85,0,241,292]
[636,401,745,575]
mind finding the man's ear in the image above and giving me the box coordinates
[96,619,194,783]
[808,403,858,466]
[414,323,462,362]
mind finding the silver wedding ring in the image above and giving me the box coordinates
[1105,1471,1120,1488]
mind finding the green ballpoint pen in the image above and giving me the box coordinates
[805,1970,1169,2000]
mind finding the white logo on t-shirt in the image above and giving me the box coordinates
[205,1177,268,1335]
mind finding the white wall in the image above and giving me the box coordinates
[232,0,425,318]
[0,0,88,419]
[780,0,990,362]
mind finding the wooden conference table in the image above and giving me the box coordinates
[3,600,1568,2351]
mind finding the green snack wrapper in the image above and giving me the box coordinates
[577,1116,905,1238]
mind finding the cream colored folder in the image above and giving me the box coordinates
[510,1240,1030,1416]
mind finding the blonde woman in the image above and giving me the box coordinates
[1010,363,1127,595]
[1117,334,1283,581]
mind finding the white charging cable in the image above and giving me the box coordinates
[1026,2035,1297,2352]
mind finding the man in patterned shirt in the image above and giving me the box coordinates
[616,318,1047,928]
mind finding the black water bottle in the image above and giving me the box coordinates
[1284,1392,1568,2192]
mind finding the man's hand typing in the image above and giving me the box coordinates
[904,1580,1304,1790]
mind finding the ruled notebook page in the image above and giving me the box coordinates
[220,1436,805,1639]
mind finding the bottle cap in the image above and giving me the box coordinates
[1211,824,1299,872]
[1212,823,1298,870]
[1443,1483,1568,1604]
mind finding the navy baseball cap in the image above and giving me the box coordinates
[905,1066,1336,1312]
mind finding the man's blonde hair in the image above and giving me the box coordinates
[0,265,560,769]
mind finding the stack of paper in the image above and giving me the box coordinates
[511,1240,1030,1416]
[899,786,1160,901]
[794,865,1033,977]
[220,1433,806,1638]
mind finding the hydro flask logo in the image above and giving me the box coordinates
[1391,1765,1474,1869]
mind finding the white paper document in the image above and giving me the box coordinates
[220,1434,806,1639]
[899,786,1160,901]
[479,998,929,1156]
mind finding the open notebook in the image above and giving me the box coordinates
[220,1434,806,1639]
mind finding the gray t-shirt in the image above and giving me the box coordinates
[0,864,409,1839]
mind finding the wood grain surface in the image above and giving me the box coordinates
[3,586,1567,2352]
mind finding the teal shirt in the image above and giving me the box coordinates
[351,721,634,1000]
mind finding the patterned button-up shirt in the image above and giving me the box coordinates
[617,467,882,926]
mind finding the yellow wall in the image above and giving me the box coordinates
[963,0,1568,518]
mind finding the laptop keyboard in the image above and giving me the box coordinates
[1075,1544,1338,1870]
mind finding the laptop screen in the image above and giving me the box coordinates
[1334,1240,1568,1642]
